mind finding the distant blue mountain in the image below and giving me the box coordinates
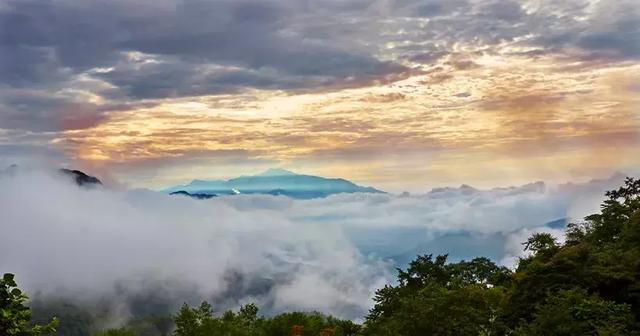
[164,168,383,199]
[544,218,568,229]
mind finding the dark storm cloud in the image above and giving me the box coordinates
[0,45,66,87]
[527,0,640,61]
[393,0,640,64]
[409,51,448,64]
[0,0,124,85]
[2,0,638,95]
[395,0,470,18]
[0,90,108,132]
[577,20,640,59]
[478,1,524,22]
[96,53,407,99]
[0,0,409,96]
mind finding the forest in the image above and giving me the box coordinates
[2,177,639,335]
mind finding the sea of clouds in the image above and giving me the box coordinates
[0,168,626,320]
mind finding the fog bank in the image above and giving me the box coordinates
[0,168,624,319]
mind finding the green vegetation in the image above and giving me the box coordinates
[362,255,510,335]
[3,178,640,335]
[1,273,57,335]
[170,302,359,336]
[362,178,640,335]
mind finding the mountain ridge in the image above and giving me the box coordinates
[165,168,383,199]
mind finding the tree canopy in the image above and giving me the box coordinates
[0,273,57,336]
[362,177,640,335]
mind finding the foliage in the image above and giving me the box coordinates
[93,316,173,336]
[363,256,510,335]
[172,302,359,336]
[93,328,136,336]
[30,298,93,336]
[513,289,638,335]
[0,273,58,335]
[362,177,640,335]
[522,232,558,254]
[502,177,640,330]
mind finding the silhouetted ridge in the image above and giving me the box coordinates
[169,190,216,199]
[59,169,102,186]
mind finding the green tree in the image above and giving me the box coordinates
[363,255,510,335]
[515,289,639,335]
[366,179,640,334]
[259,311,358,336]
[29,298,93,336]
[93,328,136,336]
[522,232,558,254]
[502,177,640,328]
[0,273,58,336]
[172,302,359,336]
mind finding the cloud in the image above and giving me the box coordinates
[2,0,638,101]
[0,0,410,97]
[449,60,481,71]
[2,0,639,166]
[408,51,448,64]
[0,144,67,169]
[500,226,566,268]
[95,54,407,99]
[0,0,416,141]
[0,90,107,132]
[399,0,470,18]
[479,0,523,22]
[528,0,640,61]
[0,167,627,321]
[0,168,388,320]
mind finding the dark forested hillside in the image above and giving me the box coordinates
[2,178,639,335]
[363,178,640,335]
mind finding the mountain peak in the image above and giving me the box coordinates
[165,168,383,199]
[257,168,297,177]
[59,169,102,187]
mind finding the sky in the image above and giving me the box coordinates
[1,0,639,191]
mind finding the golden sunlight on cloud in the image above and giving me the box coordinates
[59,52,640,190]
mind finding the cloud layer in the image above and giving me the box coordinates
[0,168,388,319]
[0,168,627,320]
[2,0,638,126]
